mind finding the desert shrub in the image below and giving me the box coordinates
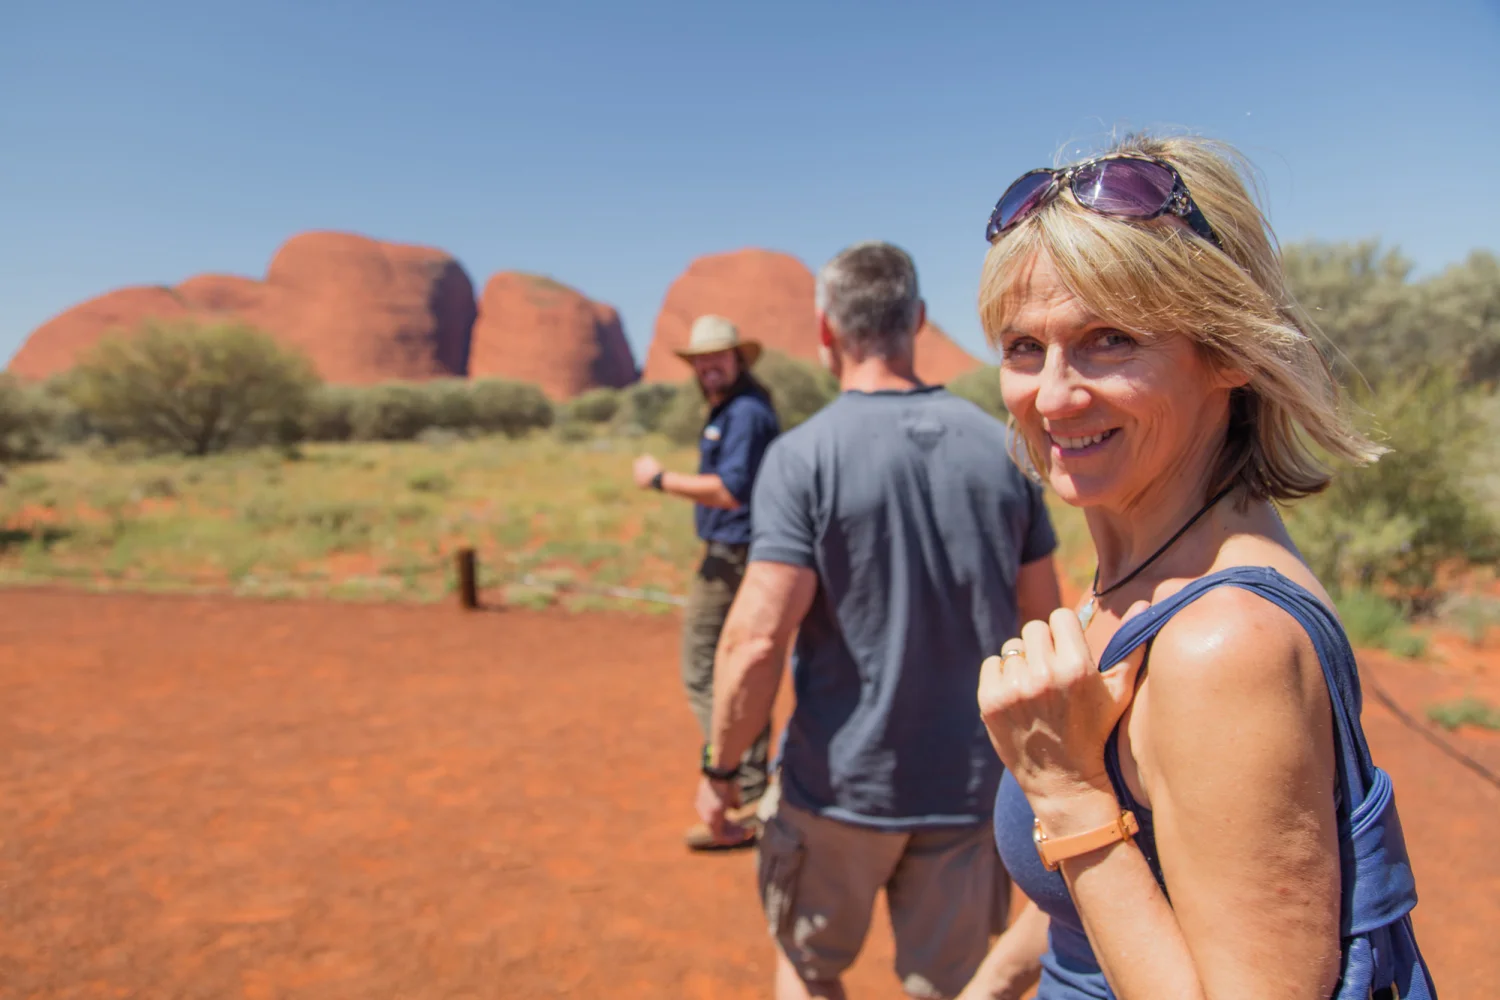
[946,365,1007,419]
[1426,695,1500,732]
[0,373,68,463]
[469,379,554,437]
[1437,593,1500,646]
[407,470,452,494]
[1333,589,1426,658]
[753,350,838,431]
[65,320,319,456]
[348,382,439,441]
[614,382,679,434]
[1285,369,1498,597]
[659,382,708,446]
[553,419,593,444]
[302,385,363,441]
[564,387,622,424]
[422,378,478,430]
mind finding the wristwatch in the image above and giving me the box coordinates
[1034,810,1139,871]
[650,471,665,491]
[701,743,740,782]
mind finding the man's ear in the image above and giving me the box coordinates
[817,310,835,349]
[914,299,926,337]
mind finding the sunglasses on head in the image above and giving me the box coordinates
[985,154,1223,250]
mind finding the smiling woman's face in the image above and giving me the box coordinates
[997,251,1241,512]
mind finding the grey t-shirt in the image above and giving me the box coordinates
[750,386,1057,830]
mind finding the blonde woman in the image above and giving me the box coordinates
[964,134,1435,1000]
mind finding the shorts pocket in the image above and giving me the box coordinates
[756,814,805,938]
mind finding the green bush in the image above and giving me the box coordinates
[1425,695,1500,732]
[1286,369,1498,596]
[752,350,838,431]
[946,365,1007,419]
[469,379,554,437]
[614,382,680,434]
[1333,589,1426,658]
[553,419,593,444]
[422,378,478,430]
[348,382,439,442]
[302,384,362,442]
[656,382,705,446]
[0,373,67,463]
[65,320,319,456]
[564,387,622,424]
[1438,593,1500,646]
[407,470,452,494]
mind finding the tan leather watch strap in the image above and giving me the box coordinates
[1033,810,1139,871]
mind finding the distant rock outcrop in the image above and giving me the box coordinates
[468,273,637,400]
[7,231,476,384]
[641,248,985,384]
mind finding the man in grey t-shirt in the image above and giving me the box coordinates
[694,242,1062,1000]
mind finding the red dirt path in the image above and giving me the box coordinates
[1,589,1496,999]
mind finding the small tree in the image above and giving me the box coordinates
[0,373,66,463]
[66,320,320,456]
[1286,368,1498,597]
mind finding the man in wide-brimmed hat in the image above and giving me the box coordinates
[632,314,780,851]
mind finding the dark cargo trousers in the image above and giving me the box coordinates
[681,541,771,805]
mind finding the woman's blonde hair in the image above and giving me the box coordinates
[978,131,1384,504]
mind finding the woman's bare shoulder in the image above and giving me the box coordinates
[1134,562,1336,787]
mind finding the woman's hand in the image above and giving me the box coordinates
[978,604,1150,832]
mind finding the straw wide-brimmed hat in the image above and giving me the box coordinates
[673,314,762,367]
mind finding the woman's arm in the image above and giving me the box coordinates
[979,590,1342,1000]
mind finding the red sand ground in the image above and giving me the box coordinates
[1,588,1496,999]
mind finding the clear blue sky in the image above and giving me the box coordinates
[4,0,1498,369]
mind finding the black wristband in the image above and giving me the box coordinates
[701,743,740,782]
[650,471,665,491]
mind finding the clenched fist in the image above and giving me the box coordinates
[633,454,664,489]
[978,603,1150,811]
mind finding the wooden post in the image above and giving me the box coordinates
[456,547,478,610]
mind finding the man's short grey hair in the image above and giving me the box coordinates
[814,241,923,359]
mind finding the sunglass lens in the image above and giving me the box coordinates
[988,172,1056,239]
[1072,159,1176,217]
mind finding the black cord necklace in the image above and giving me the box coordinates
[1077,484,1235,629]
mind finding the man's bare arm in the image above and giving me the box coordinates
[1016,554,1063,627]
[706,561,818,768]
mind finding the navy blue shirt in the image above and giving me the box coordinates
[695,381,780,545]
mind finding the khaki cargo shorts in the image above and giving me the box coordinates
[755,787,1011,999]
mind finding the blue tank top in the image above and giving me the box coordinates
[992,566,1373,999]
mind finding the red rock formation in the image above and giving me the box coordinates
[468,273,637,400]
[7,232,475,384]
[915,320,996,383]
[263,233,475,382]
[642,248,982,384]
[6,287,200,378]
